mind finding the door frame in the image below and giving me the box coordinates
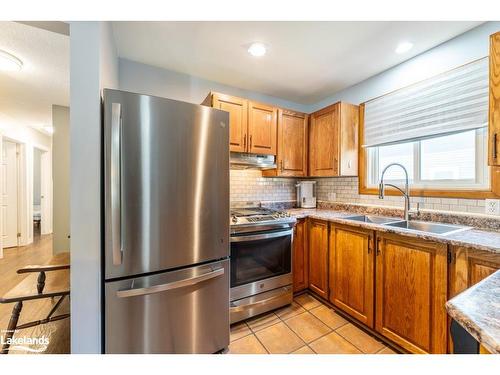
[0,133,52,253]
[37,146,52,235]
[1,136,22,252]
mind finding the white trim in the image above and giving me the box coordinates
[18,143,30,246]
[39,149,52,235]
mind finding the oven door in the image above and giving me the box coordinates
[230,228,292,301]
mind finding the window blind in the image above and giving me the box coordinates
[363,57,488,148]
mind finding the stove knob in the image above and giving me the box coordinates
[231,216,238,223]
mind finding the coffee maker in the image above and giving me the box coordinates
[296,181,317,208]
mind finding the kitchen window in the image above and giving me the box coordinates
[360,57,495,197]
[366,128,489,189]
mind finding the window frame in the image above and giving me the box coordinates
[359,103,500,199]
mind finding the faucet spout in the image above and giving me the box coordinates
[378,163,411,222]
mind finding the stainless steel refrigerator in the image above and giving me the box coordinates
[102,89,230,354]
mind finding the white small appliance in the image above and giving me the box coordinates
[296,181,317,208]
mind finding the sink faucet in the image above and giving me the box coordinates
[378,163,410,221]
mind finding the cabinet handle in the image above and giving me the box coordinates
[249,134,253,149]
[494,133,498,160]
[368,236,374,254]
[376,238,382,256]
[280,160,284,172]
[243,134,247,150]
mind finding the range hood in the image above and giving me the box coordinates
[230,152,276,170]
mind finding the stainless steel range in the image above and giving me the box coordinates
[229,203,296,324]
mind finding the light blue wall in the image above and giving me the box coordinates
[70,21,119,354]
[309,21,500,111]
[118,58,310,113]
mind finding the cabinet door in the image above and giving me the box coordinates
[339,103,359,176]
[308,219,329,299]
[277,110,308,177]
[309,105,339,176]
[248,101,277,155]
[489,32,500,166]
[449,246,500,298]
[375,233,448,354]
[293,219,309,292]
[329,224,375,327]
[212,93,248,153]
[448,246,500,353]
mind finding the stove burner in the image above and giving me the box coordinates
[230,206,293,227]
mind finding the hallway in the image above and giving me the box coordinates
[0,234,70,354]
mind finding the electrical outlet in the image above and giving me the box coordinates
[485,199,500,215]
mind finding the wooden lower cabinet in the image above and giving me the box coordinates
[375,233,448,354]
[292,219,308,292]
[308,219,329,299]
[449,246,500,298]
[329,224,375,328]
[448,246,500,353]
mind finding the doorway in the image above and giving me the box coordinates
[2,139,20,249]
[33,148,42,239]
[36,147,51,237]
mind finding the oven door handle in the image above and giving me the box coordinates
[230,229,293,242]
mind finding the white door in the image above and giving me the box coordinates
[2,140,19,248]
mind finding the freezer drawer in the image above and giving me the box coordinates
[105,259,229,354]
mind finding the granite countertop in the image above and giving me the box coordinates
[286,208,500,254]
[446,270,500,354]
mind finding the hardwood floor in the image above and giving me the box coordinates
[0,232,70,354]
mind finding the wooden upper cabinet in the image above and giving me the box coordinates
[293,219,309,292]
[248,101,278,155]
[264,109,308,177]
[309,102,358,177]
[329,224,375,328]
[489,32,500,166]
[211,93,248,153]
[375,233,448,354]
[278,109,308,176]
[309,105,338,176]
[308,219,329,299]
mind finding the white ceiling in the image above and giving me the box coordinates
[112,21,483,105]
[0,22,69,135]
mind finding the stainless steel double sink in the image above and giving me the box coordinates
[341,215,470,236]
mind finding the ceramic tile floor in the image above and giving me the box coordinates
[228,293,399,354]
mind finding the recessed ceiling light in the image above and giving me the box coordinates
[247,42,267,57]
[395,42,414,54]
[0,49,23,71]
[43,126,54,134]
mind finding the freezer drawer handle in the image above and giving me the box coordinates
[116,267,225,298]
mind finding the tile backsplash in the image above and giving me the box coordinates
[229,170,494,216]
[315,177,487,215]
[230,169,296,203]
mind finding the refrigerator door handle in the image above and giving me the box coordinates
[111,102,123,265]
[116,267,225,298]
